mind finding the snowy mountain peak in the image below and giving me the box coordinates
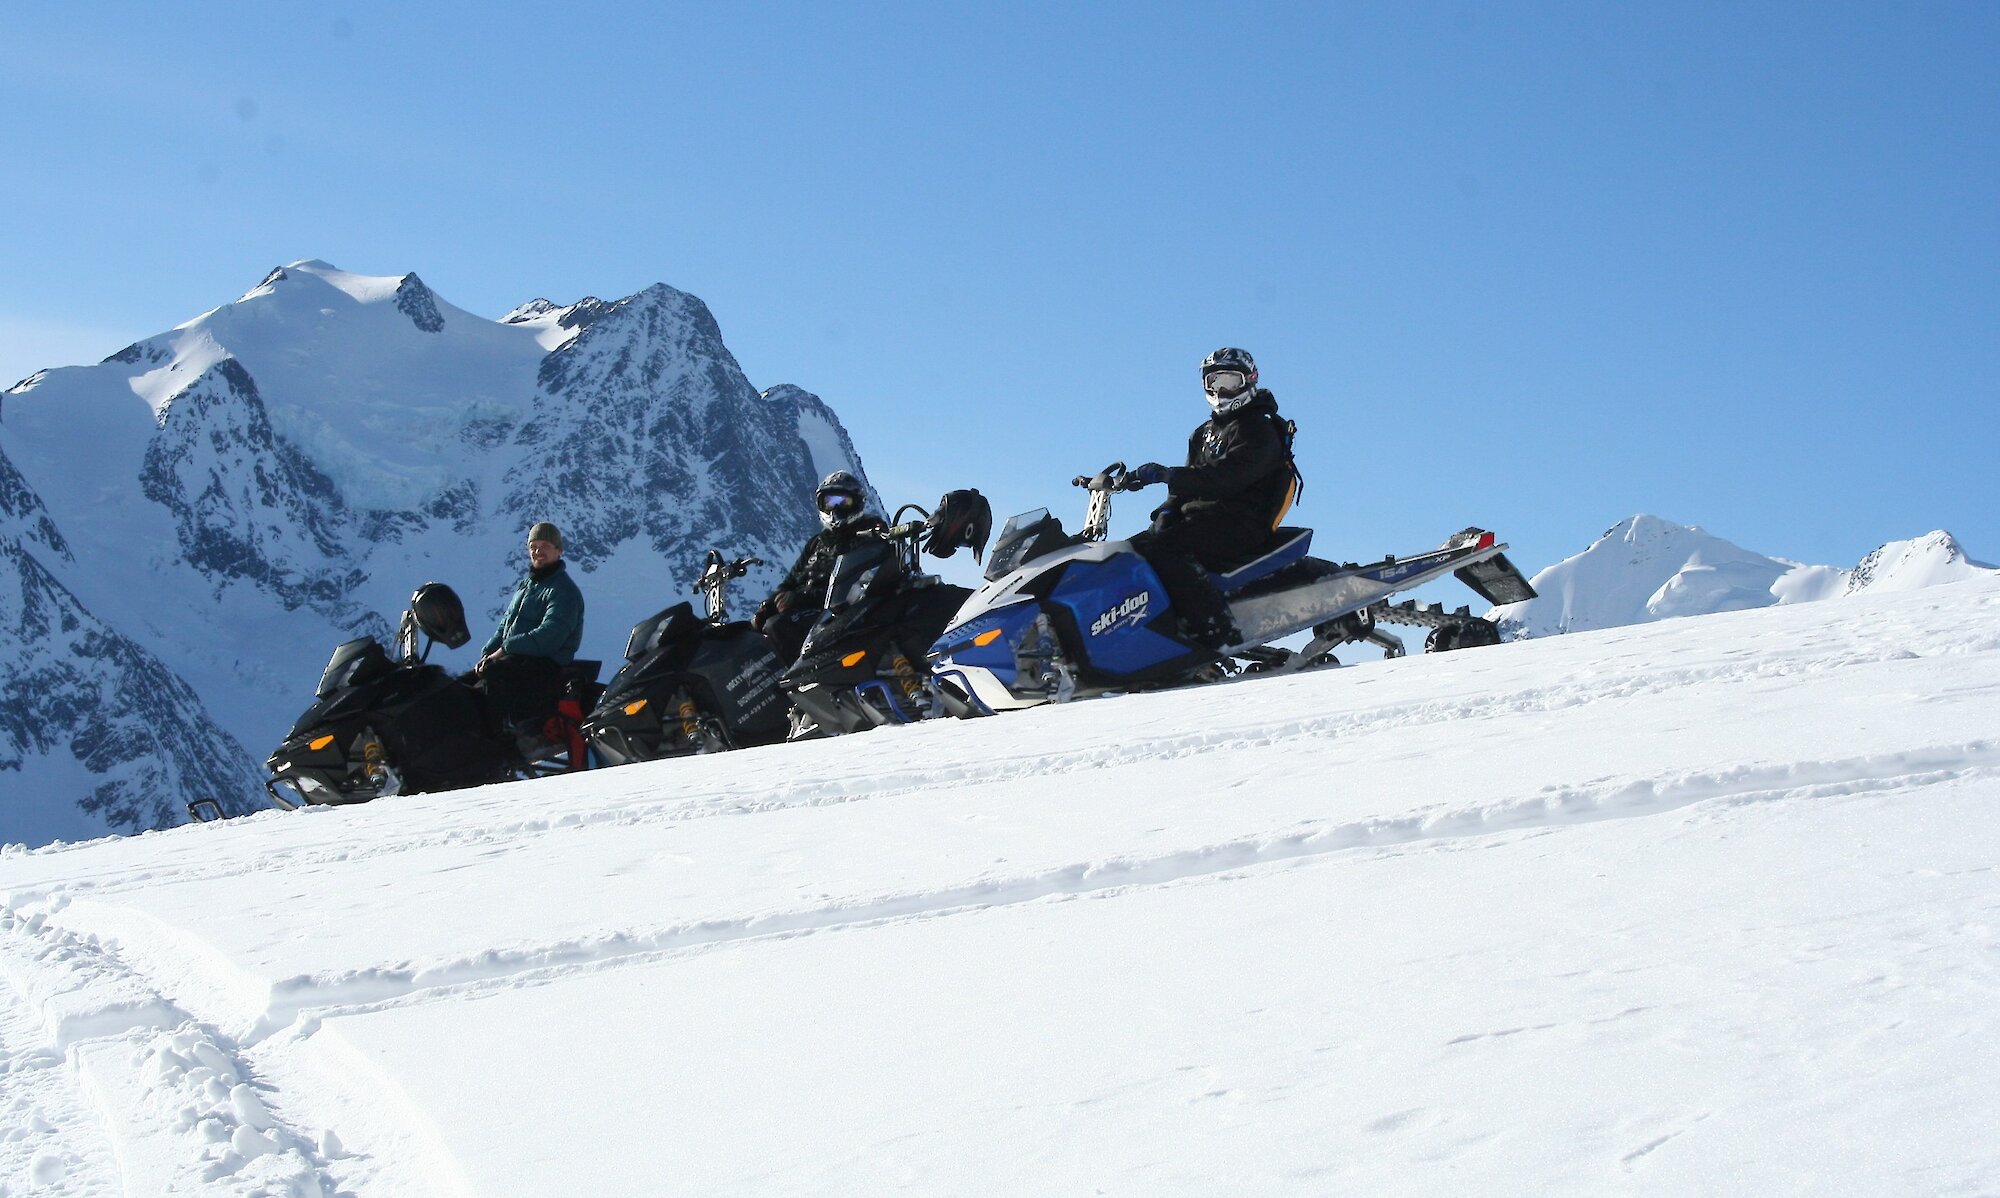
[0,262,880,842]
[228,260,452,316]
[1847,530,1993,594]
[502,298,562,323]
[1495,515,1993,639]
[501,297,614,349]
[1593,514,1730,559]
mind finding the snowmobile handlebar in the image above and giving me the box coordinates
[692,552,764,593]
[1073,462,1148,492]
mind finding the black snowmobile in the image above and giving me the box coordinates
[190,583,600,820]
[583,550,792,764]
[779,491,992,736]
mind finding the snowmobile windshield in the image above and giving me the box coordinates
[797,538,904,660]
[821,537,900,615]
[625,603,700,661]
[984,509,1074,581]
[317,637,392,698]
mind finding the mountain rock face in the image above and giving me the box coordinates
[1492,515,1995,639]
[2,443,263,843]
[0,261,876,845]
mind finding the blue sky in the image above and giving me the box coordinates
[4,2,1994,578]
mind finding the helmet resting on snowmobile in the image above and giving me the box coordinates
[409,582,471,649]
[814,470,869,530]
[1200,347,1260,415]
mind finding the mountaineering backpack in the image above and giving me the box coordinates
[1268,410,1304,529]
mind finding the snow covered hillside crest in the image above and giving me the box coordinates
[0,574,1995,1193]
[1492,514,1995,639]
[0,261,875,844]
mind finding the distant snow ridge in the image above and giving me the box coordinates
[0,260,877,844]
[1846,530,1990,594]
[1494,515,1994,639]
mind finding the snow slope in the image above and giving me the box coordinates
[2,573,1996,1194]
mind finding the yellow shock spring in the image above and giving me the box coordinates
[677,700,702,743]
[891,654,925,706]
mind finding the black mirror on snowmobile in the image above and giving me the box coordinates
[409,582,471,649]
[924,489,992,564]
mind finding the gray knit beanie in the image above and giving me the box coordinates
[527,521,564,550]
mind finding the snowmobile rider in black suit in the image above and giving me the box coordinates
[471,521,586,730]
[1125,347,1300,650]
[752,471,887,664]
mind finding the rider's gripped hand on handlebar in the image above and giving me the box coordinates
[1072,462,1159,493]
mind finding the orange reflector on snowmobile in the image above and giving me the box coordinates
[973,628,1004,646]
[841,650,868,667]
[308,734,335,751]
[624,699,648,716]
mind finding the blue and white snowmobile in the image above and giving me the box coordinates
[927,463,1536,715]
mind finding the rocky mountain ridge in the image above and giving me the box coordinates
[0,261,876,845]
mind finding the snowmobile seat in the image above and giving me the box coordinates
[1216,527,1313,594]
[561,659,605,711]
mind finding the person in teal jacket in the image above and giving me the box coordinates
[473,521,585,727]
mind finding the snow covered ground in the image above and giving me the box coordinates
[2,574,1997,1196]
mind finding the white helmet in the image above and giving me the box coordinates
[1200,347,1260,414]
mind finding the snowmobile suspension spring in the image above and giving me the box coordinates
[891,654,925,706]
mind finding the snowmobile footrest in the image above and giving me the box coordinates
[187,799,229,823]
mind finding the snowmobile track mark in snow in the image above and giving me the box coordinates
[0,894,466,1197]
[131,741,2000,1039]
[8,631,1982,911]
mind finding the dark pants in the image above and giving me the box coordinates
[1129,511,1267,636]
[761,607,823,665]
[473,653,563,727]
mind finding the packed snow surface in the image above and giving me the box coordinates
[3,576,1997,1195]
